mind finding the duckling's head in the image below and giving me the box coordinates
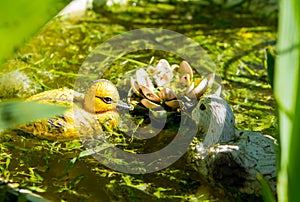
[83,79,120,114]
[191,94,236,145]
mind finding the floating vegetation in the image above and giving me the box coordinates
[0,70,37,99]
[0,0,278,201]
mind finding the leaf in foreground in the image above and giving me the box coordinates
[0,101,69,132]
[0,0,70,64]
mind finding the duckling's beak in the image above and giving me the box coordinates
[117,100,134,111]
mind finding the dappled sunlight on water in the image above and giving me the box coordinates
[0,1,277,201]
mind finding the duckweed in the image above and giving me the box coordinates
[0,1,277,201]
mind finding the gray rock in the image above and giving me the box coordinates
[189,94,277,195]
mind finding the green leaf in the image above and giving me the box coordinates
[0,0,70,64]
[265,47,276,88]
[257,174,276,202]
[275,0,300,201]
[0,101,69,132]
[62,144,113,176]
[62,156,78,176]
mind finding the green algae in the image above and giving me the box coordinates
[0,1,278,201]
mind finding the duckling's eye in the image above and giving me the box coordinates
[200,103,206,110]
[96,96,115,104]
[103,97,113,103]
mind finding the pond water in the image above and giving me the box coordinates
[0,1,277,201]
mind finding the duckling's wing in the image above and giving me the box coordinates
[18,105,102,141]
[17,88,97,141]
[27,88,84,106]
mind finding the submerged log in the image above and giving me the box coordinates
[188,130,277,195]
[188,94,277,196]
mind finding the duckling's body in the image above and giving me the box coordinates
[20,79,127,141]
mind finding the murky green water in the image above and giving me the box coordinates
[0,1,277,201]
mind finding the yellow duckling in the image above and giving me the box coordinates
[19,79,132,141]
